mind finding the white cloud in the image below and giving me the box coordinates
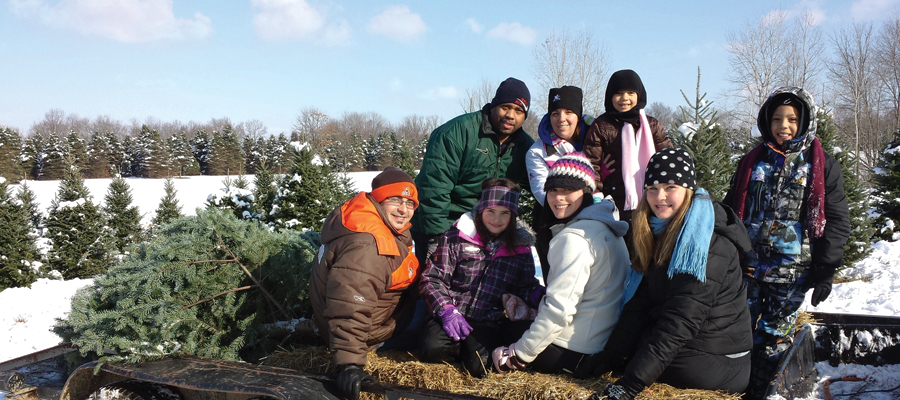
[486,22,537,45]
[850,0,900,20]
[780,0,826,25]
[466,18,482,33]
[251,0,351,45]
[422,86,458,100]
[368,6,426,41]
[9,0,212,43]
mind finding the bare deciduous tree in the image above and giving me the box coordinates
[29,108,68,137]
[876,15,900,131]
[726,10,790,127]
[458,77,496,114]
[531,30,609,116]
[396,114,441,143]
[726,10,827,131]
[646,102,678,132]
[239,119,268,141]
[829,22,877,175]
[293,107,331,150]
[784,11,827,91]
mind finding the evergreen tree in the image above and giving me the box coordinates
[16,180,42,231]
[130,125,167,178]
[0,126,24,182]
[53,208,318,364]
[253,158,278,224]
[45,162,115,278]
[85,131,120,178]
[206,175,256,221]
[169,132,201,176]
[119,136,137,177]
[21,134,46,180]
[41,134,66,180]
[103,176,144,253]
[0,177,39,290]
[669,68,735,200]
[191,129,212,175]
[389,133,417,178]
[816,109,875,267]
[208,125,245,175]
[267,133,290,174]
[872,128,900,241]
[414,133,429,170]
[64,130,89,172]
[271,143,354,231]
[152,177,183,227]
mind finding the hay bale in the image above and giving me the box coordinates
[264,345,742,400]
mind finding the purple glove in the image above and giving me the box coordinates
[439,305,473,341]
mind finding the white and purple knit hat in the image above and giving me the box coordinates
[543,152,597,193]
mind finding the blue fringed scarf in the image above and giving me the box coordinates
[648,188,715,282]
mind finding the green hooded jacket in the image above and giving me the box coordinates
[412,105,534,237]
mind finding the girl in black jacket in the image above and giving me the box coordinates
[575,148,753,400]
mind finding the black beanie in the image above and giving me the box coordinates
[548,86,583,118]
[604,69,647,113]
[644,148,697,190]
[490,77,531,117]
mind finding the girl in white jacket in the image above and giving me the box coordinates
[492,152,631,374]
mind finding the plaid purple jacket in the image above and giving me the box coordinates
[419,212,541,323]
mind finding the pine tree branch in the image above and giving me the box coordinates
[180,285,255,310]
[212,228,295,321]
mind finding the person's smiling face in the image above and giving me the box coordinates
[770,104,800,145]
[645,182,688,220]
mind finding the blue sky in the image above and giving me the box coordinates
[2,0,899,135]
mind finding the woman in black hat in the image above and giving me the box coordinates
[575,148,752,400]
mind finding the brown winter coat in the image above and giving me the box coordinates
[311,192,420,366]
[583,114,672,215]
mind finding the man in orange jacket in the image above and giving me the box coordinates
[311,167,420,400]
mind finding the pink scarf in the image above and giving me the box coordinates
[621,109,655,210]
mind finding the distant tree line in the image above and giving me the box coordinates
[0,109,441,183]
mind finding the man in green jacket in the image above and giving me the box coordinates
[412,77,535,266]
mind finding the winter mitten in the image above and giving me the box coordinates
[502,294,538,321]
[801,266,836,307]
[335,364,375,400]
[492,343,528,373]
[572,351,613,379]
[589,377,644,400]
[439,305,473,341]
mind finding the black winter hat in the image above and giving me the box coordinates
[760,91,809,141]
[604,69,647,113]
[491,77,531,117]
[644,148,697,190]
[548,86,583,118]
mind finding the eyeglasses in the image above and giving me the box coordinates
[383,197,417,209]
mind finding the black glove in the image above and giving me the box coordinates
[573,351,613,379]
[335,364,375,400]
[588,378,644,400]
[801,266,836,307]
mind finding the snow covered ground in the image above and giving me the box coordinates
[2,172,899,399]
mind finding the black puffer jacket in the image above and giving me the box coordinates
[604,202,753,388]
